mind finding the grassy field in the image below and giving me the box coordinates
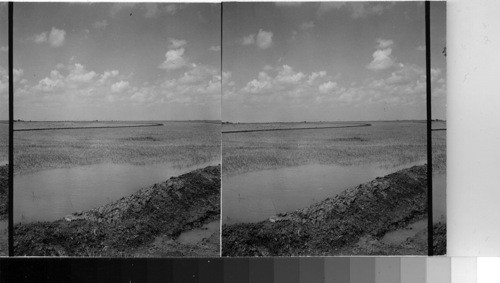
[222,121,429,177]
[222,121,369,133]
[13,121,163,131]
[0,123,7,165]
[432,121,447,174]
[14,121,221,175]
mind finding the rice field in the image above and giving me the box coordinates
[14,121,221,175]
[432,120,447,174]
[0,122,8,165]
[222,121,428,177]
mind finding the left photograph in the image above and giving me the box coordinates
[13,3,221,256]
[0,3,8,257]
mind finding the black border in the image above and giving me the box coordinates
[425,0,434,256]
[8,1,13,257]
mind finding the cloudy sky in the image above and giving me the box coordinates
[222,2,446,122]
[12,3,221,121]
[0,4,8,120]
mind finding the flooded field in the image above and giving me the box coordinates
[14,121,221,223]
[223,162,424,224]
[222,121,427,223]
[14,162,216,223]
[432,121,447,223]
[433,174,446,223]
[177,220,220,245]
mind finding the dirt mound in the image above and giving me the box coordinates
[14,165,220,257]
[223,165,429,256]
[433,222,447,255]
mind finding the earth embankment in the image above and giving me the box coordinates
[14,165,220,257]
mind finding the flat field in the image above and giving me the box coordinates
[14,121,221,175]
[0,123,7,165]
[432,120,447,174]
[222,121,430,177]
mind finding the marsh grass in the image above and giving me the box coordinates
[0,124,8,164]
[14,121,221,174]
[222,121,428,176]
[432,121,447,173]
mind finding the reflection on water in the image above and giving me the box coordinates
[433,174,446,223]
[14,162,217,223]
[0,220,6,256]
[381,219,427,245]
[0,220,7,231]
[176,220,220,245]
[222,162,425,224]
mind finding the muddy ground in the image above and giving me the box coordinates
[223,165,446,256]
[14,165,220,257]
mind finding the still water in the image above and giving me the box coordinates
[176,220,220,245]
[433,174,447,223]
[222,162,425,224]
[14,162,216,223]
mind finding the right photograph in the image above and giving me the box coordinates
[222,2,446,256]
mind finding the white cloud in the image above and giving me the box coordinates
[130,91,148,103]
[263,65,273,71]
[32,28,66,47]
[158,63,221,104]
[0,46,7,52]
[99,70,119,84]
[367,48,395,71]
[431,68,442,82]
[241,34,255,45]
[229,59,438,112]
[48,27,66,47]
[168,38,187,49]
[93,20,108,30]
[307,71,327,85]
[256,29,273,49]
[242,71,273,94]
[338,92,354,103]
[66,63,96,83]
[111,80,130,93]
[241,30,274,49]
[416,45,426,51]
[222,71,232,86]
[210,45,221,52]
[377,38,394,48]
[275,65,305,84]
[34,70,65,92]
[300,21,315,31]
[159,48,188,70]
[319,81,338,93]
[178,64,218,85]
[33,32,48,43]
[13,69,24,83]
[240,65,319,96]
